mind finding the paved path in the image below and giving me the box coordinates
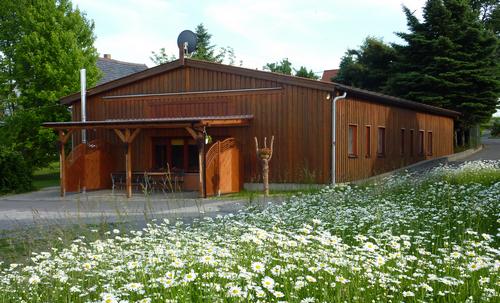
[453,138,500,162]
[0,189,281,231]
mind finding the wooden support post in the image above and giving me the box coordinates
[199,139,206,198]
[125,129,132,198]
[186,126,206,198]
[113,128,140,198]
[59,134,66,197]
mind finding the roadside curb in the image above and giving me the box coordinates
[352,145,484,185]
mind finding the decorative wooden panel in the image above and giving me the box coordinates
[205,138,241,196]
[65,140,112,192]
[146,97,237,118]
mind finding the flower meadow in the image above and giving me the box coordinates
[0,161,499,303]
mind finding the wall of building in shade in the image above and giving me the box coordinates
[68,60,455,184]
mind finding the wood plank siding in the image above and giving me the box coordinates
[335,97,454,182]
[66,59,456,185]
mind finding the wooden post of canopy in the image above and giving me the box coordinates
[185,126,206,198]
[113,128,141,198]
[58,129,73,197]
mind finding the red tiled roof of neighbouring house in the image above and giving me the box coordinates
[321,69,339,82]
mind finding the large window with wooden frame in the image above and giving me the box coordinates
[152,137,199,172]
[427,131,433,155]
[410,129,414,156]
[400,128,406,155]
[418,130,425,155]
[377,127,386,157]
[365,125,371,158]
[348,124,358,157]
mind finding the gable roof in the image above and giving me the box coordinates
[96,57,148,85]
[61,58,460,118]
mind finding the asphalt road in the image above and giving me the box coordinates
[0,189,280,231]
[453,138,500,162]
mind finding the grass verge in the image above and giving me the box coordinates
[32,161,59,190]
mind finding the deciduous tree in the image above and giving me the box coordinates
[334,37,397,91]
[264,58,318,79]
[0,0,100,171]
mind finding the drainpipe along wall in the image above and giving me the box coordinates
[331,91,347,185]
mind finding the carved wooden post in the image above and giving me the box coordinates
[255,136,274,196]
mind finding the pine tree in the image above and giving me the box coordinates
[191,24,217,62]
[150,23,236,65]
[386,0,499,135]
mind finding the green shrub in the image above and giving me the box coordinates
[491,120,500,137]
[0,147,33,194]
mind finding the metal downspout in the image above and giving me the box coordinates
[332,92,347,185]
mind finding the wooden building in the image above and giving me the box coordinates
[44,57,459,197]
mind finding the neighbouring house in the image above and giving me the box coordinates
[44,55,459,198]
[321,69,339,82]
[96,54,148,85]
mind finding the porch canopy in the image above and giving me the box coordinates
[43,115,253,198]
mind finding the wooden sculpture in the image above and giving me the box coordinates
[255,136,274,196]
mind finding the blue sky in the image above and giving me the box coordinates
[72,0,426,74]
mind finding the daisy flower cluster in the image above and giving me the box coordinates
[0,161,498,302]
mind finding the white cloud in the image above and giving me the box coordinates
[73,0,427,71]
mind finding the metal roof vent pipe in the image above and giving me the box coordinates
[80,68,87,144]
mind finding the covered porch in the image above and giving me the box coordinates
[43,115,252,198]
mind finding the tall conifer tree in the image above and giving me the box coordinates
[386,0,499,138]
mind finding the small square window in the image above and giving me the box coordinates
[377,127,386,157]
[418,130,425,155]
[348,124,358,157]
[365,126,371,158]
[427,131,433,155]
[400,128,405,155]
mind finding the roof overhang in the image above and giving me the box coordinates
[332,84,461,118]
[43,115,253,130]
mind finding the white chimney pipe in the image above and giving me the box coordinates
[80,69,86,143]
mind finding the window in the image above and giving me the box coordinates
[427,131,433,155]
[348,124,358,157]
[400,128,405,155]
[418,130,425,155]
[409,129,414,156]
[365,126,371,158]
[171,139,184,169]
[377,127,386,157]
[188,139,199,171]
[154,142,167,169]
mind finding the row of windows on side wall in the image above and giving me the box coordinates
[348,125,433,158]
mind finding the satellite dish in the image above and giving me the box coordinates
[177,30,197,54]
